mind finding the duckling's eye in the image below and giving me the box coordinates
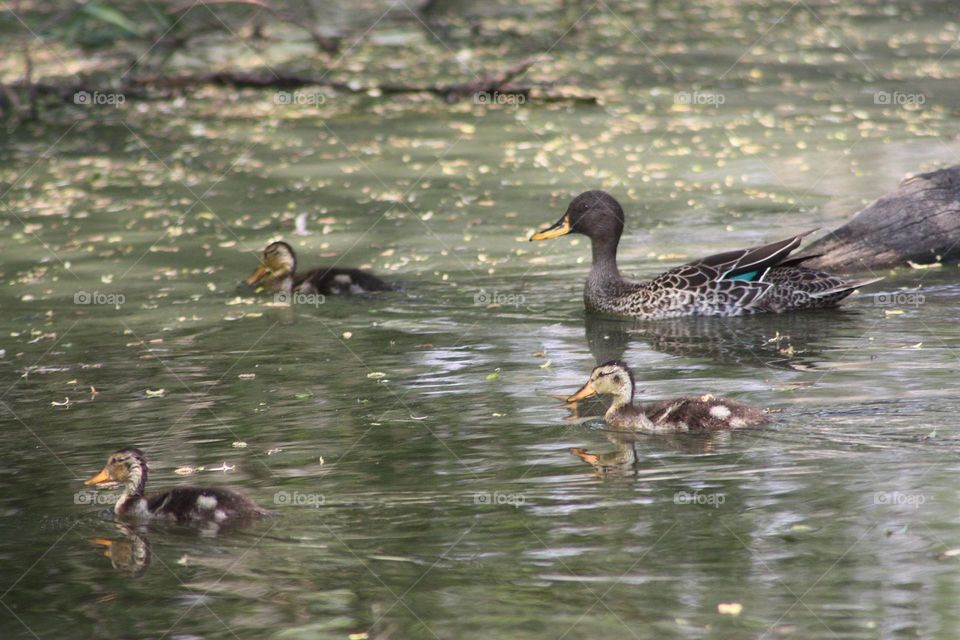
[613,375,622,385]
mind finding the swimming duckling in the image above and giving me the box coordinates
[84,448,271,524]
[245,240,391,295]
[566,361,769,432]
[531,191,881,318]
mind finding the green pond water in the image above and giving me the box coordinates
[3,1,960,638]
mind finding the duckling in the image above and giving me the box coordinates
[530,191,881,318]
[84,448,271,524]
[566,360,769,433]
[245,240,391,295]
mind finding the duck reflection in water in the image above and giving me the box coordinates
[89,524,151,577]
[583,309,863,371]
[570,429,733,477]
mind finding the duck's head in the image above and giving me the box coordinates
[530,190,625,243]
[245,241,297,287]
[566,360,635,407]
[85,448,148,494]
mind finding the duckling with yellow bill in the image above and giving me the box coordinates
[84,448,271,524]
[567,361,770,433]
[531,191,881,319]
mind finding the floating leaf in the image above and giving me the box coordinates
[717,603,743,616]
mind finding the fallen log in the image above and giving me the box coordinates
[1,57,597,112]
[805,164,960,271]
[127,57,596,104]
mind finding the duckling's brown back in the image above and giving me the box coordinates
[645,396,769,431]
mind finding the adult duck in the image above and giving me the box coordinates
[530,191,881,319]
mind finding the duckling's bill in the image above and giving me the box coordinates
[244,264,272,286]
[84,468,112,486]
[567,380,597,403]
[530,215,571,241]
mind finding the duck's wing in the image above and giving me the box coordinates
[685,230,818,282]
[640,270,775,316]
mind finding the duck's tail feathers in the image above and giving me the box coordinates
[809,276,884,300]
[777,253,824,268]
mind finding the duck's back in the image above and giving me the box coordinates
[147,487,270,523]
[294,267,392,295]
[641,395,770,432]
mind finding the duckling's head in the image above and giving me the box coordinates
[245,241,297,287]
[85,448,148,494]
[566,360,635,407]
[530,190,625,243]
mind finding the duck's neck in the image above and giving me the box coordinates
[604,385,635,420]
[264,273,295,293]
[277,274,295,293]
[604,388,659,431]
[116,465,147,515]
[588,233,622,284]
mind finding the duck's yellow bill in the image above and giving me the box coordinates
[245,264,271,286]
[84,468,112,486]
[566,380,597,403]
[530,216,571,241]
[570,447,599,466]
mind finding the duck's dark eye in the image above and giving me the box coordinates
[613,375,622,385]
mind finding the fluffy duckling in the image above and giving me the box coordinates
[245,240,391,295]
[566,361,769,433]
[84,448,271,524]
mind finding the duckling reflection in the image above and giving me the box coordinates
[89,524,151,577]
[583,310,862,370]
[570,429,731,477]
[570,431,638,477]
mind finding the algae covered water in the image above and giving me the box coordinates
[2,1,960,638]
